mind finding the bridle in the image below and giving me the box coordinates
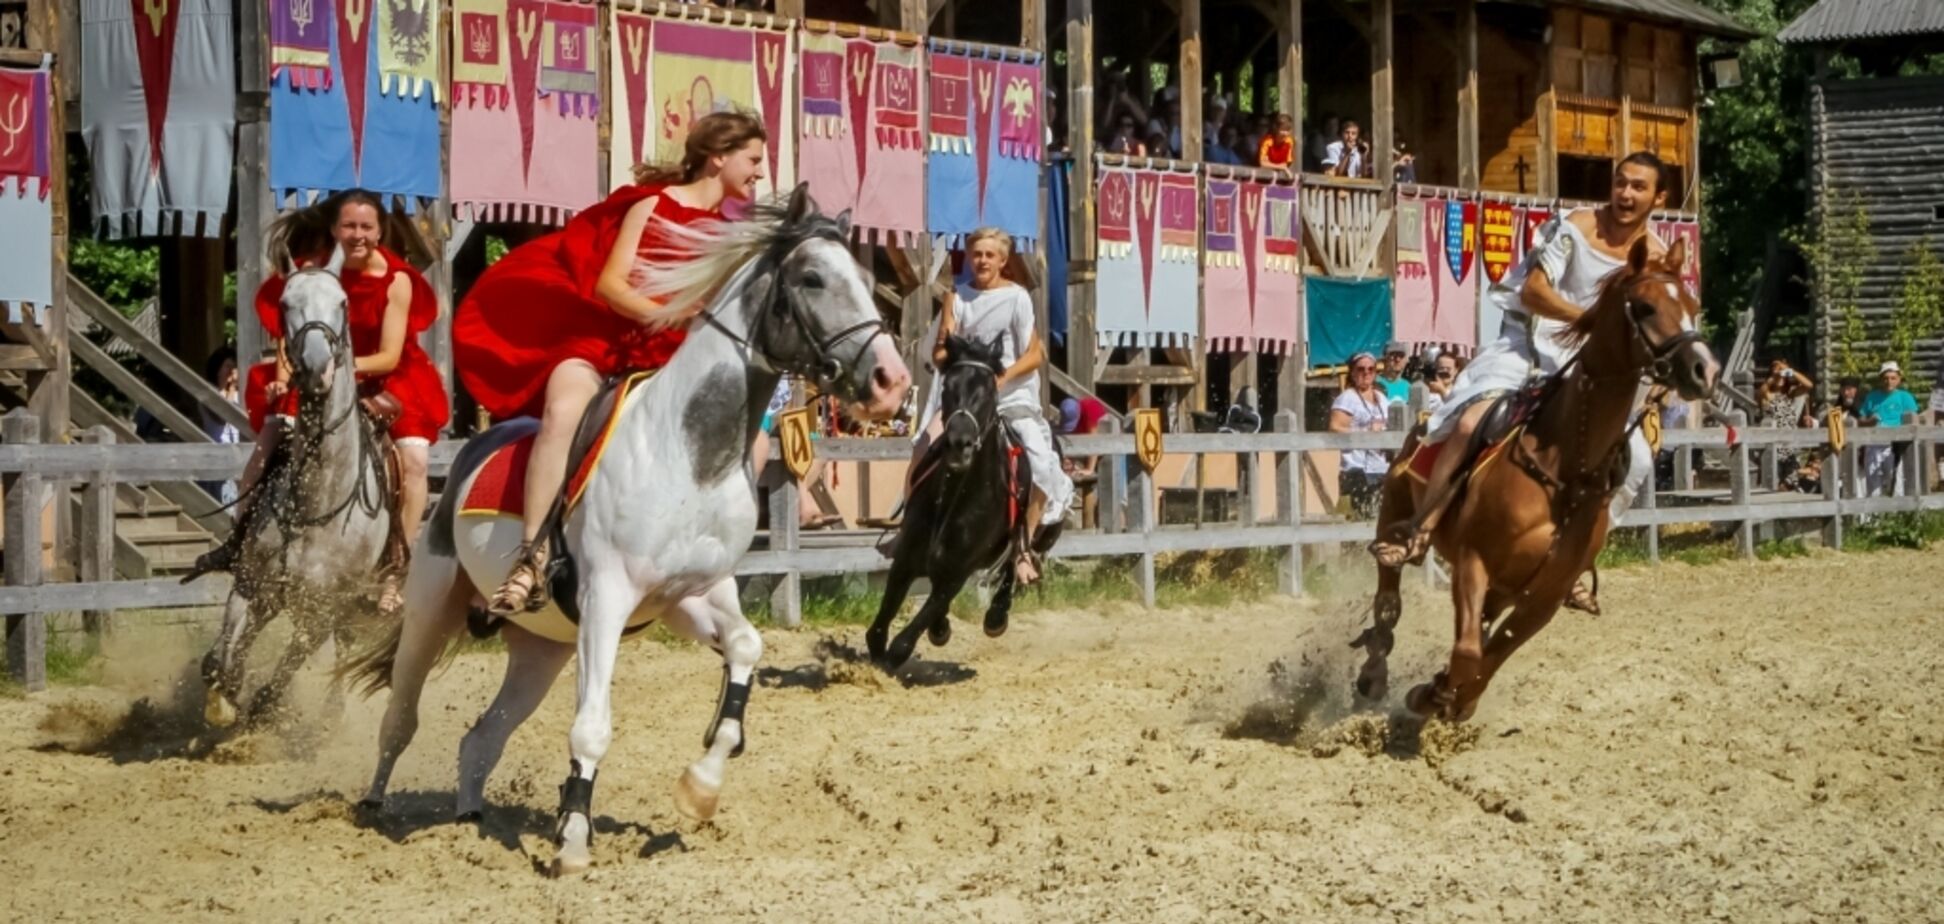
[275,266,388,529]
[695,226,886,401]
[1619,269,1706,388]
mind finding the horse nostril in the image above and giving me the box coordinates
[873,365,898,393]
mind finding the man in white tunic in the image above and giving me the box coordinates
[910,228,1071,584]
[1371,153,1675,611]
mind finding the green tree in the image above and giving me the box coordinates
[1791,191,1872,380]
[1889,239,1944,394]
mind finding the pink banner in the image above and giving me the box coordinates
[1654,217,1701,296]
[795,32,923,244]
[995,60,1039,159]
[1392,192,1477,351]
[450,0,597,224]
[1205,178,1300,354]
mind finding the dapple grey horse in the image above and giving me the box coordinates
[201,247,396,727]
[345,185,910,876]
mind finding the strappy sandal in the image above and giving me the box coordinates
[1564,580,1601,616]
[1013,549,1043,587]
[488,543,550,617]
[376,570,405,617]
[1367,531,1430,570]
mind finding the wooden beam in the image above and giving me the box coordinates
[69,336,214,446]
[67,276,255,435]
[1278,0,1303,426]
[1370,0,1394,183]
[1021,0,1044,49]
[776,0,805,17]
[1067,0,1098,394]
[234,0,273,371]
[1180,0,1203,159]
[1099,364,1197,386]
[0,345,50,371]
[899,0,933,408]
[1457,0,1480,189]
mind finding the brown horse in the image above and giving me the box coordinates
[1353,236,1717,722]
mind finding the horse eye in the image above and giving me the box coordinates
[1629,299,1654,322]
[801,270,825,290]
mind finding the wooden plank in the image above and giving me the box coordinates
[3,411,46,689]
[1457,0,1480,189]
[1537,9,1559,197]
[1370,0,1394,182]
[0,344,50,371]
[1278,0,1304,424]
[0,577,231,617]
[1066,4,1098,394]
[67,276,254,435]
[1020,0,1043,49]
[1099,364,1197,386]
[1180,0,1203,160]
[69,335,214,446]
[234,0,273,374]
[75,427,115,634]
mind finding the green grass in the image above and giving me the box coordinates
[0,633,106,696]
[1845,510,1944,552]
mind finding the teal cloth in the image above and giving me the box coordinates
[1306,276,1394,367]
[1379,376,1411,402]
[1858,388,1918,426]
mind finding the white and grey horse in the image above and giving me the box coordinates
[345,185,909,876]
[201,248,396,726]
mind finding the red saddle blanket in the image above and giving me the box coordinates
[459,371,653,519]
[1403,427,1522,482]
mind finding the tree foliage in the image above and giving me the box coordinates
[68,238,161,316]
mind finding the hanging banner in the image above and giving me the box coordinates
[794,30,924,245]
[1203,175,1301,355]
[267,0,440,209]
[81,0,236,238]
[1653,215,1702,296]
[1392,191,1477,351]
[1480,200,1516,284]
[925,43,1041,249]
[269,0,333,88]
[448,0,595,225]
[608,12,793,199]
[0,60,51,321]
[376,0,438,100]
[1095,162,1198,349]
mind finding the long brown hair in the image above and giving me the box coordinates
[265,188,386,271]
[632,111,768,186]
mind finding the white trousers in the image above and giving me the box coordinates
[1004,411,1074,527]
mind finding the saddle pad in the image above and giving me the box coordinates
[1404,425,1525,483]
[459,371,654,518]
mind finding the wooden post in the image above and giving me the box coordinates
[1536,10,1558,198]
[1180,0,1203,160]
[1021,0,1043,48]
[1128,453,1156,608]
[3,411,47,692]
[1369,0,1394,183]
[25,6,71,456]
[1758,437,1780,543]
[1727,411,1753,558]
[1277,0,1304,426]
[234,0,273,373]
[421,0,458,416]
[1821,431,1844,550]
[76,426,114,636]
[1065,0,1098,393]
[1456,0,1480,189]
[900,0,934,401]
[1901,413,1924,498]
[1096,416,1123,533]
[1642,445,1660,563]
[775,0,804,18]
[767,464,802,628]
[1274,408,1303,595]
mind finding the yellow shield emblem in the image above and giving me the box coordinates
[1133,408,1164,475]
[1641,403,1663,455]
[1827,409,1846,453]
[778,407,816,482]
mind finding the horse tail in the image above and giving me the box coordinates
[336,617,407,697]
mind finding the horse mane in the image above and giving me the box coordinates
[629,198,850,331]
[943,333,1004,373]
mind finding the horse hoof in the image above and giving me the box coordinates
[356,797,384,813]
[551,814,594,877]
[673,766,720,822]
[204,689,238,728]
[1354,661,1389,701]
[454,809,482,824]
[928,618,952,647]
[1404,683,1439,717]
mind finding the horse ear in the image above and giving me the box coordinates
[833,208,853,240]
[1626,235,1651,275]
[323,244,347,278]
[785,182,814,223]
[1663,235,1687,277]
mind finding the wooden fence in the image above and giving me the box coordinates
[2,406,1940,690]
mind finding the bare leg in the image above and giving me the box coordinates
[455,624,572,820]
[396,441,431,545]
[661,578,764,822]
[1015,487,1047,584]
[361,554,469,808]
[1371,402,1490,568]
[489,360,601,617]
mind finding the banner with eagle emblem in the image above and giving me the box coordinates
[376,0,437,100]
[81,0,235,238]
[793,29,924,246]
[924,42,1041,249]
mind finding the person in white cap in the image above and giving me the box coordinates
[1858,360,1919,497]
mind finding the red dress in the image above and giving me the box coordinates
[453,184,722,421]
[254,246,452,443]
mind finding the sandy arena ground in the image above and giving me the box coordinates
[2,549,1941,922]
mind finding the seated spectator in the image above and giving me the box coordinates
[1323,120,1372,178]
[1859,361,1918,497]
[1376,341,1412,402]
[1307,113,1340,169]
[1257,113,1296,175]
[1147,89,1182,157]
[1203,95,1230,146]
[1205,123,1242,165]
[1822,376,1863,424]
[1329,352,1391,519]
[1106,114,1146,156]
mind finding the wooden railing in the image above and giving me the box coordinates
[1299,174,1390,278]
[3,406,1939,689]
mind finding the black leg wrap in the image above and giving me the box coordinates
[554,761,597,845]
[703,670,752,757]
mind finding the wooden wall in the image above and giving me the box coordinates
[1479,9,1545,195]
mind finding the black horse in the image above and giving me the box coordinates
[867,335,1064,669]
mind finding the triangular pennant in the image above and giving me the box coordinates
[338,0,373,172]
[970,57,998,219]
[617,13,649,168]
[755,30,788,183]
[844,39,875,187]
[130,0,182,174]
[1240,183,1263,317]
[1134,170,1159,318]
[507,0,544,181]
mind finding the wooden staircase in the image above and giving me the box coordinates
[104,486,222,578]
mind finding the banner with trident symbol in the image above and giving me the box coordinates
[0,60,51,321]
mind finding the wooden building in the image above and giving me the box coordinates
[1782,0,1944,388]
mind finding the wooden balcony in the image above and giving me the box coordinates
[1299,174,1390,279]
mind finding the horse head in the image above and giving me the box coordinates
[281,245,353,401]
[937,333,1004,474]
[1577,235,1719,401]
[742,184,910,421]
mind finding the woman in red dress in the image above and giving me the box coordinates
[454,111,769,616]
[186,189,450,613]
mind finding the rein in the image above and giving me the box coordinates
[274,271,390,535]
[695,228,886,400]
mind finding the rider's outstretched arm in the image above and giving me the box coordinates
[1519,268,1583,324]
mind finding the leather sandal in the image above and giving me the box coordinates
[488,543,549,617]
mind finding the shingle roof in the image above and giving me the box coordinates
[1778,0,1944,44]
